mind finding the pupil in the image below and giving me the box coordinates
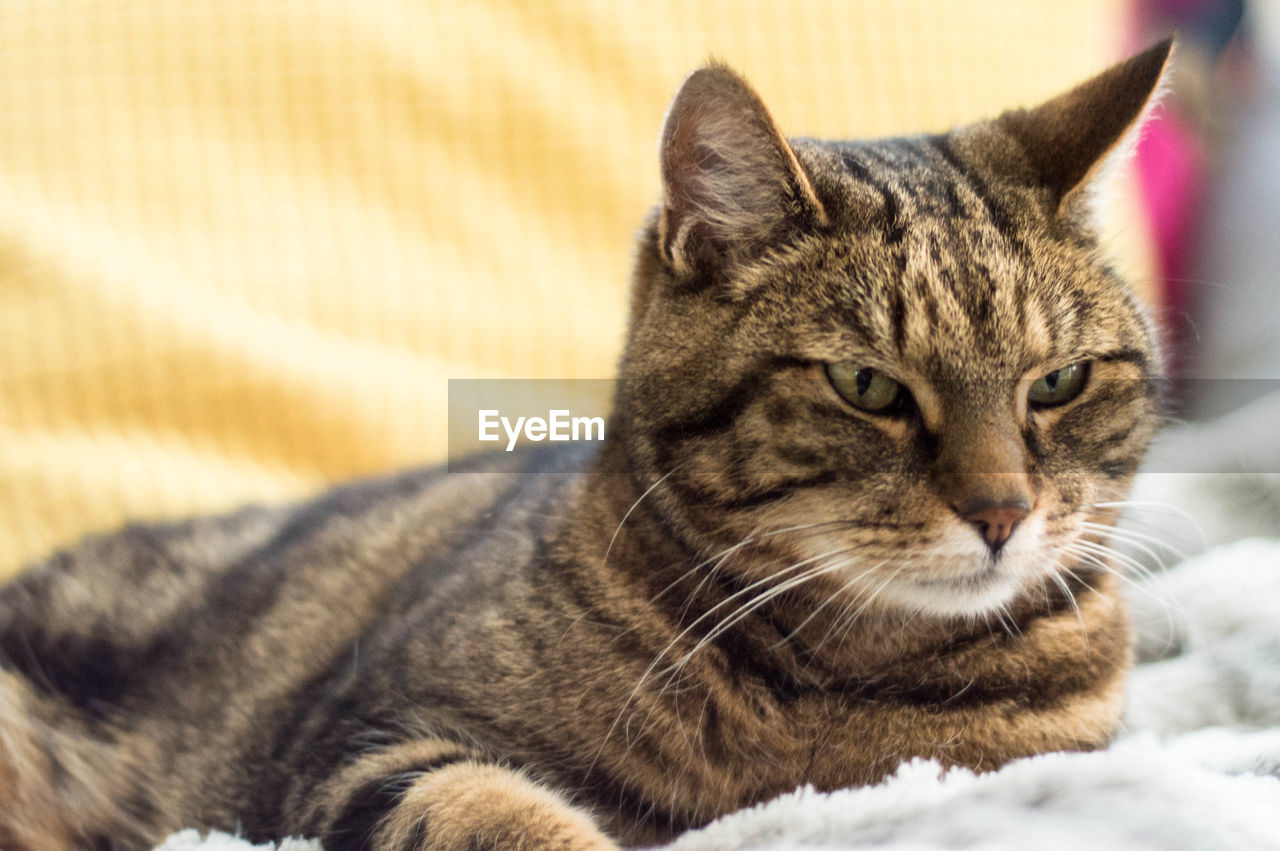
[1044,370,1060,390]
[856,369,873,396]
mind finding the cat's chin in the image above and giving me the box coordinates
[886,568,1027,619]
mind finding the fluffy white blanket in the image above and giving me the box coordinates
[153,531,1280,850]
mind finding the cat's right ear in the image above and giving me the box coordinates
[658,64,828,282]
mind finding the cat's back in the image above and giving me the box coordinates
[0,443,587,721]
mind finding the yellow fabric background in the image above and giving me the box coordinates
[0,0,1146,578]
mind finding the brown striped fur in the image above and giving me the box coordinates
[0,41,1171,849]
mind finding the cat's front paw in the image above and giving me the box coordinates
[373,761,619,851]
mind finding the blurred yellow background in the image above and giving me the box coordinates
[0,0,1145,578]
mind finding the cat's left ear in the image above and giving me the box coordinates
[658,64,828,281]
[997,37,1174,226]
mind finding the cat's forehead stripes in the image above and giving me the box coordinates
[835,144,967,220]
[836,137,1019,238]
[818,139,1058,375]
[810,132,1148,381]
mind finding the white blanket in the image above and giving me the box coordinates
[153,531,1280,850]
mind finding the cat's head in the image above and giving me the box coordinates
[616,40,1172,620]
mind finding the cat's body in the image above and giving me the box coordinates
[1,42,1171,850]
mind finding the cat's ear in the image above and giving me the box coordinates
[658,64,828,281]
[997,37,1174,225]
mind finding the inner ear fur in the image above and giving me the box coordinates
[658,63,828,280]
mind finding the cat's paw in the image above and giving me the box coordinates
[375,761,619,851]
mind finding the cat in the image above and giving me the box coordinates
[0,38,1171,851]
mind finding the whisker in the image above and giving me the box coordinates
[822,559,916,654]
[837,559,912,633]
[644,553,866,736]
[1080,521,1187,571]
[768,558,889,651]
[1083,520,1187,558]
[1068,537,1163,586]
[665,519,868,617]
[1090,499,1206,543]
[1089,499,1193,517]
[991,601,1020,637]
[798,571,875,664]
[1060,543,1183,629]
[600,467,681,571]
[592,546,855,769]
[668,554,861,677]
[1044,555,1088,652]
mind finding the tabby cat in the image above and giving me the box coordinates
[0,39,1171,850]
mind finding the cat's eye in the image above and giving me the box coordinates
[1027,362,1089,408]
[826,363,906,414]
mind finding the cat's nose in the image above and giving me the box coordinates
[960,499,1030,552]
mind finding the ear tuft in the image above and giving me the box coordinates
[658,63,827,280]
[997,37,1175,224]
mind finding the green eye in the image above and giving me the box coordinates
[1027,362,1089,408]
[826,363,905,413]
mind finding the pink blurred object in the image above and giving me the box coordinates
[1134,102,1206,342]
[1126,0,1249,375]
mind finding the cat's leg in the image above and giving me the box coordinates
[316,739,619,851]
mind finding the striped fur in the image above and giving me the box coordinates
[1,41,1170,849]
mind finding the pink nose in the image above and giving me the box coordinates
[962,502,1030,551]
